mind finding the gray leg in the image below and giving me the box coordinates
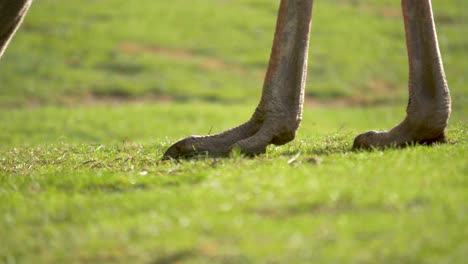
[0,0,32,58]
[163,0,314,159]
[354,0,451,149]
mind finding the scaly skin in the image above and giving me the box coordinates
[164,0,314,159]
[0,0,451,158]
[166,0,451,158]
[353,0,451,149]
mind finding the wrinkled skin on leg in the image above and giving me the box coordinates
[165,0,451,158]
[0,0,32,58]
[164,0,314,159]
[0,0,451,158]
[353,0,451,149]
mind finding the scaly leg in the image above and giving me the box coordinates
[163,0,314,159]
[354,0,451,149]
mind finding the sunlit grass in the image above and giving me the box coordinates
[0,0,466,263]
[0,0,465,108]
[1,104,466,263]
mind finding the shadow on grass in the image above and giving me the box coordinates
[150,250,251,264]
[150,250,195,264]
[255,202,399,219]
[255,197,430,219]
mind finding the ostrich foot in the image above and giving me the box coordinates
[163,110,299,159]
[163,0,312,159]
[354,0,453,150]
[353,113,449,150]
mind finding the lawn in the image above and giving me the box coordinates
[0,0,466,108]
[0,0,467,263]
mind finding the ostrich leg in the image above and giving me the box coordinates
[354,0,451,149]
[0,0,32,58]
[164,0,313,159]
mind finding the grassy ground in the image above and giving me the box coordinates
[1,104,467,263]
[0,0,467,263]
[0,0,466,108]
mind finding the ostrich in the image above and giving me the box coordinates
[0,0,451,159]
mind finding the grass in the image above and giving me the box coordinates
[0,0,466,108]
[1,104,467,263]
[0,0,467,263]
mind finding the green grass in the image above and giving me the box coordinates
[0,0,467,263]
[0,0,466,108]
[1,104,467,263]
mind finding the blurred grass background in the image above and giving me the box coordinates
[0,0,466,110]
